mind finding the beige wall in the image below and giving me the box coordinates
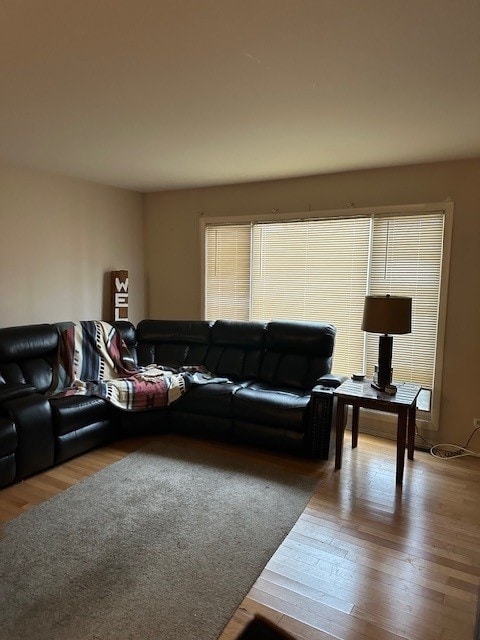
[3,154,477,448]
[144,158,480,447]
[0,159,145,326]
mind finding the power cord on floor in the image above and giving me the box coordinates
[420,426,480,460]
[430,443,480,459]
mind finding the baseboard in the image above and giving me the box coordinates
[344,424,431,452]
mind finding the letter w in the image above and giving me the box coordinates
[115,277,129,292]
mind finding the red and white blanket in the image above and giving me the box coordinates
[47,321,192,410]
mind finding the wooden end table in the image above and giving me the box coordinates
[334,379,422,485]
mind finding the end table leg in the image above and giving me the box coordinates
[352,404,359,449]
[407,404,416,461]
[396,409,407,486]
[335,398,346,471]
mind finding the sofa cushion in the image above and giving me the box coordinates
[171,381,244,418]
[232,382,310,433]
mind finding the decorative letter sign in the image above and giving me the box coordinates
[111,270,129,321]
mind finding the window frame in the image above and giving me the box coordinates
[199,201,453,430]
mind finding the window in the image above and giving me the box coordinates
[205,225,250,320]
[366,214,445,390]
[202,203,452,427]
[250,217,371,376]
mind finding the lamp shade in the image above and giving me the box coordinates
[362,295,412,335]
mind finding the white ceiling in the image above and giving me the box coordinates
[1,0,479,192]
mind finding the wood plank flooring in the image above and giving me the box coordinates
[1,433,479,640]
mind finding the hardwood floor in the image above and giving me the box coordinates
[1,433,479,640]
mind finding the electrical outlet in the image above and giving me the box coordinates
[473,418,480,429]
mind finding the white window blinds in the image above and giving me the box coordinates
[366,213,444,388]
[250,218,371,375]
[205,225,250,320]
[204,210,445,392]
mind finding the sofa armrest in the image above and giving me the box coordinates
[316,373,348,389]
[3,393,54,479]
[0,383,37,405]
[304,386,335,459]
[305,376,348,459]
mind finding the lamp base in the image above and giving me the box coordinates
[377,334,393,390]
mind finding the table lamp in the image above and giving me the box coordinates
[362,294,412,390]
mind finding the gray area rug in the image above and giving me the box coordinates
[0,440,318,640]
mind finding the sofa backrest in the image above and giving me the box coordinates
[0,319,336,395]
[0,324,58,393]
[260,321,335,389]
[136,320,213,368]
[205,320,267,380]
[135,318,336,390]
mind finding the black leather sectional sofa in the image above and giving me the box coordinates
[0,318,344,488]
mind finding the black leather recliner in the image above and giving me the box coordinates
[0,323,120,484]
